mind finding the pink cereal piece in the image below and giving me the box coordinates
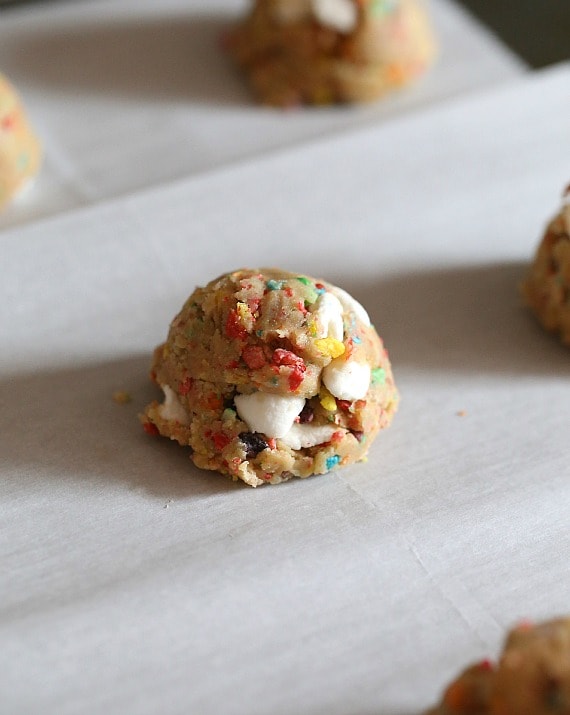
[331,430,344,445]
[477,658,494,672]
[272,349,304,370]
[179,377,194,395]
[225,309,248,340]
[143,421,159,436]
[288,368,304,391]
[242,345,266,370]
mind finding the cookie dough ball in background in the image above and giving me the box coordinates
[0,73,42,210]
[427,617,570,715]
[522,185,570,345]
[226,0,437,106]
[142,268,398,487]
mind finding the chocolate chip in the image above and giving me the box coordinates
[239,432,269,459]
[298,404,314,423]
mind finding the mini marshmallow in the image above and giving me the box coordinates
[332,286,371,327]
[311,291,344,341]
[279,422,338,450]
[323,359,371,400]
[235,392,306,438]
[159,385,189,424]
[311,0,358,33]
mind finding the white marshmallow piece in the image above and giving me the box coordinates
[311,0,358,33]
[159,384,189,425]
[280,422,338,450]
[332,286,371,327]
[311,291,344,340]
[234,392,306,438]
[323,359,371,400]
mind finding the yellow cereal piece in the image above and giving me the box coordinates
[320,391,337,412]
[236,301,254,332]
[315,337,345,359]
[307,317,318,337]
[112,390,132,405]
[236,302,249,320]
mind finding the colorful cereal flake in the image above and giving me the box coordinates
[371,367,386,385]
[325,455,341,471]
[315,337,345,358]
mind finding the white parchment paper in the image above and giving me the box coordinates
[1,64,569,715]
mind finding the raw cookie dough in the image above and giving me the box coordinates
[522,184,570,345]
[226,0,437,106]
[142,268,398,487]
[0,73,41,210]
[428,617,570,715]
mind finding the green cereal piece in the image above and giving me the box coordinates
[371,367,386,385]
[304,288,318,305]
[371,0,398,16]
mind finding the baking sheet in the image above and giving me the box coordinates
[1,64,569,715]
[0,0,525,229]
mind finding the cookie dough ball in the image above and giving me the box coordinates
[142,268,398,486]
[226,0,437,106]
[427,660,495,715]
[0,73,41,210]
[522,185,570,345]
[427,617,570,715]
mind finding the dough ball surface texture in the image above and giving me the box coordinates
[226,0,437,106]
[142,268,398,487]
